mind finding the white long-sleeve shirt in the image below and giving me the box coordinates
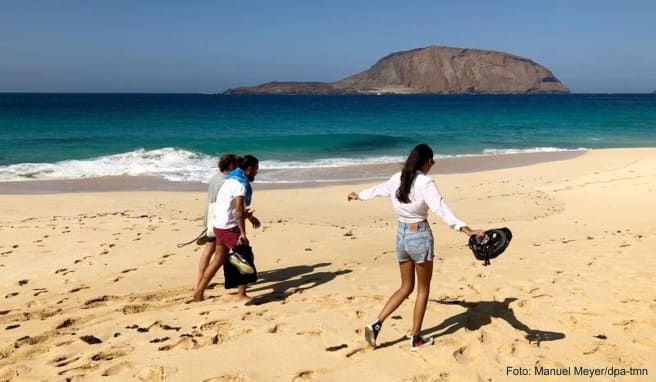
[358,171,466,231]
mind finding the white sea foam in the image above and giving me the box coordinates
[0,147,587,183]
[0,148,216,183]
[481,147,587,155]
[259,156,404,169]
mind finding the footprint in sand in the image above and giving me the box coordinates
[453,345,478,364]
[293,370,319,381]
[69,286,89,293]
[127,321,163,333]
[55,340,75,348]
[80,335,103,344]
[5,292,19,298]
[296,329,323,336]
[203,375,247,382]
[199,320,231,342]
[508,339,531,357]
[149,337,170,343]
[121,268,137,274]
[58,362,100,377]
[91,344,134,361]
[121,304,150,315]
[612,319,636,331]
[159,323,181,331]
[0,365,31,381]
[81,295,118,309]
[56,318,76,329]
[102,361,135,377]
[477,329,491,344]
[50,354,81,368]
[157,336,198,351]
[240,310,268,321]
[14,334,47,349]
[33,288,48,297]
[267,324,283,333]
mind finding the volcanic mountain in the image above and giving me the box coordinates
[224,46,568,95]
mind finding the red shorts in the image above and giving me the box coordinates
[214,226,240,250]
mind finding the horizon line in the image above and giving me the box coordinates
[1,91,654,95]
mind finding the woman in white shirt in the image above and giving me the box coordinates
[347,143,484,351]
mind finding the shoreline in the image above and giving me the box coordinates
[0,150,584,194]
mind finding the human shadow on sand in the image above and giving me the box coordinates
[256,262,331,283]
[377,297,565,349]
[247,263,352,305]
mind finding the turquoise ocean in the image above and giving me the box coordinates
[1,93,655,184]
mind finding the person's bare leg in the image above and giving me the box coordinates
[196,242,216,290]
[411,261,433,335]
[192,245,228,301]
[235,284,252,303]
[377,261,415,323]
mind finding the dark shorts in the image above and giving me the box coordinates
[214,226,240,250]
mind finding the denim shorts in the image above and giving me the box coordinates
[396,221,434,263]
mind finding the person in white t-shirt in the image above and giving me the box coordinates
[194,153,237,293]
[192,155,260,303]
[347,144,484,351]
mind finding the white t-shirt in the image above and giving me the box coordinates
[203,172,226,228]
[213,178,247,229]
[358,171,466,230]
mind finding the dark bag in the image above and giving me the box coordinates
[223,244,258,289]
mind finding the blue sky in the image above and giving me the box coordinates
[1,0,654,93]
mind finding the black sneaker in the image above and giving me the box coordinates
[364,320,382,349]
[229,253,255,275]
[410,335,434,351]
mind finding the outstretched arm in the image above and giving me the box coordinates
[459,226,485,238]
[347,176,396,202]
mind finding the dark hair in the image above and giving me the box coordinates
[238,154,259,170]
[396,144,434,203]
[218,153,238,172]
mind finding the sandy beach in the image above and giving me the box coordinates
[1,148,655,381]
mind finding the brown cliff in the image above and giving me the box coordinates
[224,46,568,95]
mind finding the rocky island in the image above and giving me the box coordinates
[224,46,569,95]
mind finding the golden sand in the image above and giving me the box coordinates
[1,148,654,381]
